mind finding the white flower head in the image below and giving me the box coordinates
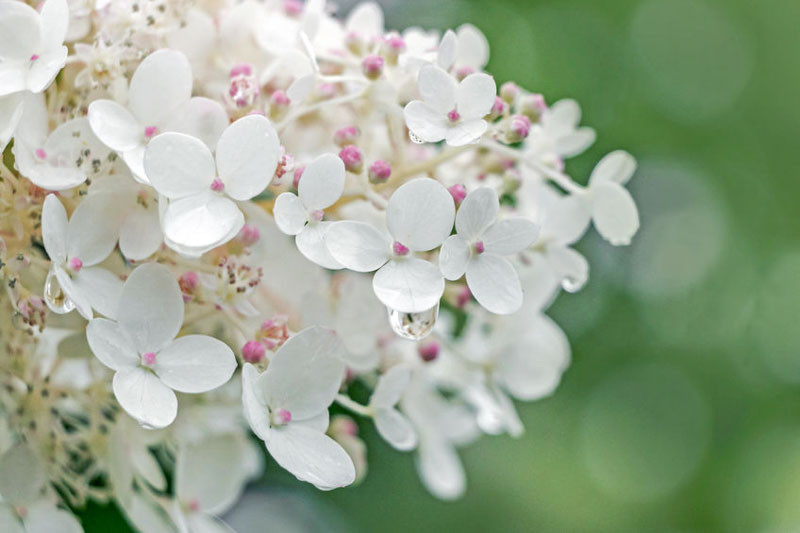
[440,187,540,314]
[368,366,417,451]
[88,49,229,181]
[404,65,496,146]
[274,153,346,269]
[86,263,237,429]
[241,326,355,490]
[41,193,124,320]
[325,177,455,313]
[0,0,68,97]
[144,114,281,256]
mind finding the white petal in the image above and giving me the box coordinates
[273,192,308,235]
[265,424,355,490]
[0,2,39,61]
[403,101,447,144]
[591,182,640,246]
[86,318,139,371]
[416,438,465,500]
[41,194,68,264]
[164,97,228,150]
[418,65,457,113]
[26,47,67,93]
[22,501,81,533]
[241,364,270,441]
[375,407,417,451]
[345,2,383,37]
[39,0,69,52]
[455,187,498,239]
[262,326,345,419]
[324,221,390,272]
[455,24,489,69]
[215,115,280,201]
[465,253,523,314]
[545,191,591,246]
[0,93,23,148]
[483,218,540,256]
[144,132,216,199]
[0,444,44,504]
[589,150,637,186]
[67,192,124,266]
[438,234,469,281]
[87,100,142,152]
[556,127,596,158]
[117,263,183,354]
[113,367,178,429]
[122,145,147,182]
[444,118,487,146]
[543,99,580,137]
[0,505,24,533]
[187,515,235,533]
[162,192,244,250]
[296,222,343,270]
[373,258,444,313]
[119,208,163,261]
[436,29,457,70]
[298,153,345,211]
[129,49,193,126]
[387,178,455,252]
[286,73,315,103]
[55,266,92,319]
[0,61,26,97]
[456,73,495,120]
[371,365,411,408]
[154,335,236,394]
[73,266,124,319]
[546,245,589,292]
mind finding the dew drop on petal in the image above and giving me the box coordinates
[387,303,438,340]
[408,131,424,144]
[561,275,583,293]
[44,268,75,314]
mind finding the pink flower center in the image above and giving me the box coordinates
[30,54,39,61]
[474,241,485,254]
[274,408,292,425]
[144,125,158,139]
[368,160,392,183]
[210,178,225,192]
[229,63,253,77]
[447,109,461,123]
[310,209,324,222]
[142,352,157,366]
[362,54,384,79]
[68,257,83,272]
[35,148,47,160]
[393,241,409,256]
[448,184,467,205]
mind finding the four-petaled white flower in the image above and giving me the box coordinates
[88,49,229,181]
[439,188,540,314]
[274,153,346,270]
[143,114,280,256]
[368,365,417,451]
[86,263,237,429]
[241,326,356,490]
[582,150,640,246]
[435,25,489,74]
[324,178,455,313]
[404,65,496,146]
[42,193,124,320]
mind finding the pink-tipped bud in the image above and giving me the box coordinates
[270,90,291,108]
[144,125,158,139]
[362,54,384,80]
[239,224,260,246]
[519,93,547,121]
[345,31,365,56]
[491,96,507,118]
[473,241,485,254]
[392,241,409,256]
[339,145,364,173]
[30,54,39,61]
[226,68,259,112]
[500,82,520,103]
[210,178,225,192]
[68,257,83,272]
[455,66,474,81]
[274,408,292,425]
[448,184,467,206]
[142,352,157,366]
[292,165,305,189]
[507,114,531,143]
[35,148,47,160]
[310,209,324,222]
[334,126,359,147]
[284,0,303,16]
[242,340,265,364]
[230,63,253,77]
[368,160,392,184]
[257,315,290,350]
[447,109,461,123]
[418,341,440,362]
[456,285,471,308]
[383,32,406,53]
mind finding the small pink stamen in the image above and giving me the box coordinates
[310,209,324,222]
[447,109,461,123]
[275,408,292,425]
[393,241,409,256]
[362,54,384,80]
[242,340,265,364]
[30,54,39,61]
[239,224,260,246]
[270,90,291,107]
[448,184,467,205]
[210,178,225,192]
[368,160,392,183]
[474,241,485,254]
[383,33,406,52]
[35,148,47,160]
[142,352,157,366]
[144,125,158,139]
[68,257,83,272]
[334,126,359,147]
[229,63,253,77]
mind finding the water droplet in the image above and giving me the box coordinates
[387,303,438,340]
[44,268,75,314]
[408,131,424,144]
[561,274,584,293]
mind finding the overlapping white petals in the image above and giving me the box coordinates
[370,366,417,451]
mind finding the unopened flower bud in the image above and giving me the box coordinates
[519,93,547,122]
[506,114,531,143]
[292,165,305,189]
[489,96,507,120]
[362,54,384,80]
[500,81,520,103]
[283,0,303,16]
[455,66,474,81]
[239,224,260,246]
[334,126,359,147]
[448,184,467,206]
[381,32,405,65]
[368,160,391,184]
[345,31,365,56]
[242,340,265,363]
[339,145,364,173]
[418,341,440,362]
[226,64,259,113]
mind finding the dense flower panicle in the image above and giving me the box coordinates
[0,0,641,530]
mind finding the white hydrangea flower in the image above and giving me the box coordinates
[88,49,229,181]
[0,444,82,533]
[86,263,237,429]
[143,114,280,256]
[324,178,455,313]
[440,188,540,314]
[368,365,417,451]
[525,99,596,166]
[404,65,496,146]
[436,25,489,73]
[274,153,346,269]
[241,327,355,490]
[41,194,124,320]
[583,150,641,246]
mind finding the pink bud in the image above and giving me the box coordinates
[362,54,384,80]
[68,257,83,272]
[142,352,157,366]
[283,0,303,16]
[35,148,47,160]
[292,165,305,189]
[455,66,474,81]
[383,32,406,52]
[491,96,507,116]
[339,145,364,173]
[508,114,531,142]
[368,160,392,184]
[30,54,39,61]
[500,82,520,103]
[275,408,292,424]
[230,63,253,77]
[519,93,547,120]
[447,109,461,123]
[242,340,265,363]
[210,178,225,192]
[144,125,158,139]
[448,184,467,206]
[270,90,291,108]
[392,241,409,256]
[334,126,359,147]
[239,224,260,246]
[179,271,199,293]
[418,341,440,362]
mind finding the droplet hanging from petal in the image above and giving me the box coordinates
[408,131,425,144]
[561,275,582,293]
[387,303,438,340]
[44,268,75,314]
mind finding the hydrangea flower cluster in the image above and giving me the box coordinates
[0,0,640,530]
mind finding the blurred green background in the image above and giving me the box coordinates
[83,0,800,531]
